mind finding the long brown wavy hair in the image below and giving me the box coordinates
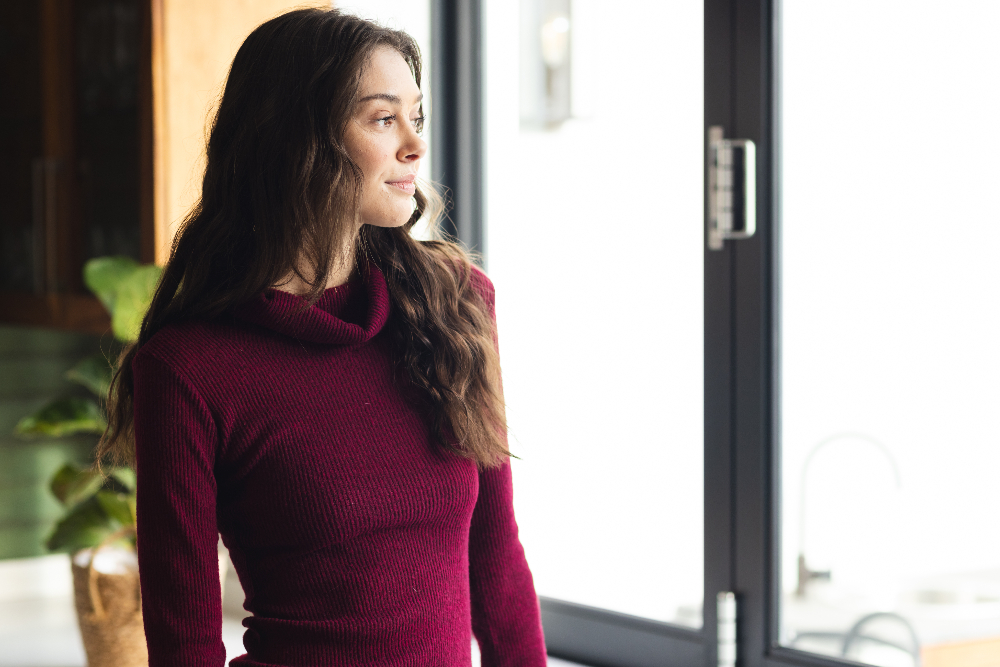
[97,8,510,469]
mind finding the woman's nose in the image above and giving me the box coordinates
[400,128,428,162]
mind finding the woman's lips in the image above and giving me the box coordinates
[386,175,416,195]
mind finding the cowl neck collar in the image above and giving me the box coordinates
[233,261,390,345]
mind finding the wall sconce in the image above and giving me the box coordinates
[520,0,572,130]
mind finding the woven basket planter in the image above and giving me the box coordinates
[70,528,148,667]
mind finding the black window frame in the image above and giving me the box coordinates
[430,0,486,266]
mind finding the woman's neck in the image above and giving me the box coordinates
[272,254,358,296]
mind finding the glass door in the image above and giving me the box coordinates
[683,2,1000,667]
[779,2,1000,666]
[484,0,707,662]
[456,1,1000,665]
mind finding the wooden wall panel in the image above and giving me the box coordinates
[153,0,325,264]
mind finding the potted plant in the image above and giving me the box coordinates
[48,462,147,667]
[16,256,160,667]
[16,256,162,439]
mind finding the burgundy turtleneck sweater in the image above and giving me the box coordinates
[131,260,546,667]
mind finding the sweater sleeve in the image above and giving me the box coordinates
[469,460,547,665]
[132,350,226,667]
[467,266,547,666]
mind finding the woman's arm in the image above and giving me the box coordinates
[469,460,547,666]
[467,265,547,665]
[133,350,226,667]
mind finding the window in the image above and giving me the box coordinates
[469,1,1000,665]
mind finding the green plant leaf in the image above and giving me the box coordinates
[66,354,114,398]
[83,256,140,313]
[96,491,135,528]
[109,467,136,492]
[14,397,106,437]
[109,264,162,342]
[45,497,119,553]
[50,463,104,507]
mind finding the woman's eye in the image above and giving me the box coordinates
[375,114,396,128]
[411,115,426,135]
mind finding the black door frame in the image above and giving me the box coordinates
[711,1,880,666]
[433,1,862,665]
[727,0,781,664]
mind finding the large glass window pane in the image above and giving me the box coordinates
[781,3,1000,665]
[485,0,704,627]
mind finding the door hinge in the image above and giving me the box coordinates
[708,126,756,250]
[718,591,737,667]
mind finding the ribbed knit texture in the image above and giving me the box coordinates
[132,261,546,667]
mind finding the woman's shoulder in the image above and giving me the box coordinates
[419,242,496,314]
[466,262,495,307]
[133,317,246,380]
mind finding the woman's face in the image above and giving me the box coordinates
[344,47,428,228]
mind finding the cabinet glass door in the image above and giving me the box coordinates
[780,2,1000,665]
[0,1,45,292]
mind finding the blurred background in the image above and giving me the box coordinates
[1,1,998,666]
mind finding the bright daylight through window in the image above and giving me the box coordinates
[488,0,705,628]
[781,2,1000,666]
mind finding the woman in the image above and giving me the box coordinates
[98,8,546,666]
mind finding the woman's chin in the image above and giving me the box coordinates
[363,212,414,229]
[365,220,410,230]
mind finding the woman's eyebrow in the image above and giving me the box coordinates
[357,92,424,105]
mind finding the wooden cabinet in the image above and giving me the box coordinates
[1,0,301,334]
[0,0,154,334]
